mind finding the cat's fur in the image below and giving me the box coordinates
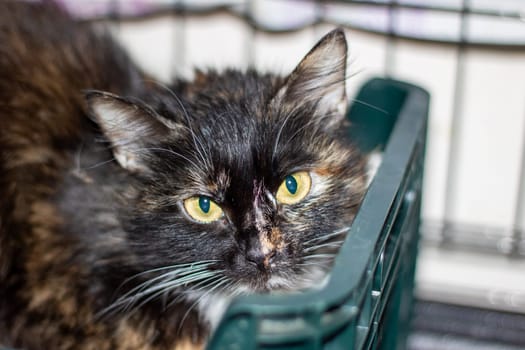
[0,2,368,349]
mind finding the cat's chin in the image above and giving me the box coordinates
[242,265,331,294]
[192,267,331,332]
[269,266,331,293]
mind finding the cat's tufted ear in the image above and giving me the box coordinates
[273,28,348,130]
[85,91,170,172]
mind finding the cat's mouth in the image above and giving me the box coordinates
[237,265,330,295]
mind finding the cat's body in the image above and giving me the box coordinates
[0,2,367,349]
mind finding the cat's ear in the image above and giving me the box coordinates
[85,91,170,172]
[273,28,348,130]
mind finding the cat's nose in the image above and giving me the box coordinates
[246,247,276,271]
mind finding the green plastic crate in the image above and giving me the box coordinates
[207,77,430,350]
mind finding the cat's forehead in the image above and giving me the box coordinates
[154,69,350,195]
[179,121,326,195]
[174,117,297,197]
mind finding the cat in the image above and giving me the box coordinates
[0,1,368,349]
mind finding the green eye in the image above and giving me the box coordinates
[183,196,223,223]
[276,171,311,205]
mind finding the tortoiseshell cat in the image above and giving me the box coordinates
[0,1,368,349]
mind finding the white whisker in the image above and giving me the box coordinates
[272,106,300,162]
[97,260,221,319]
[302,253,337,260]
[117,263,215,300]
[176,276,232,336]
[134,147,202,172]
[83,157,116,170]
[302,226,350,246]
[303,240,345,253]
[145,79,212,170]
[133,273,225,315]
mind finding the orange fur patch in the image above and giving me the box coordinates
[260,227,285,267]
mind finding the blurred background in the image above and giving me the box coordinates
[37,0,525,348]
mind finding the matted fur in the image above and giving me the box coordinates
[0,2,368,349]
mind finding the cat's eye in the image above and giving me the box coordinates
[276,171,312,205]
[183,196,223,223]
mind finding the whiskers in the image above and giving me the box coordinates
[303,240,345,253]
[144,79,213,171]
[298,226,350,269]
[97,260,228,319]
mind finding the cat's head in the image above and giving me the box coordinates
[86,29,367,304]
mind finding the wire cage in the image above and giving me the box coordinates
[20,0,525,349]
